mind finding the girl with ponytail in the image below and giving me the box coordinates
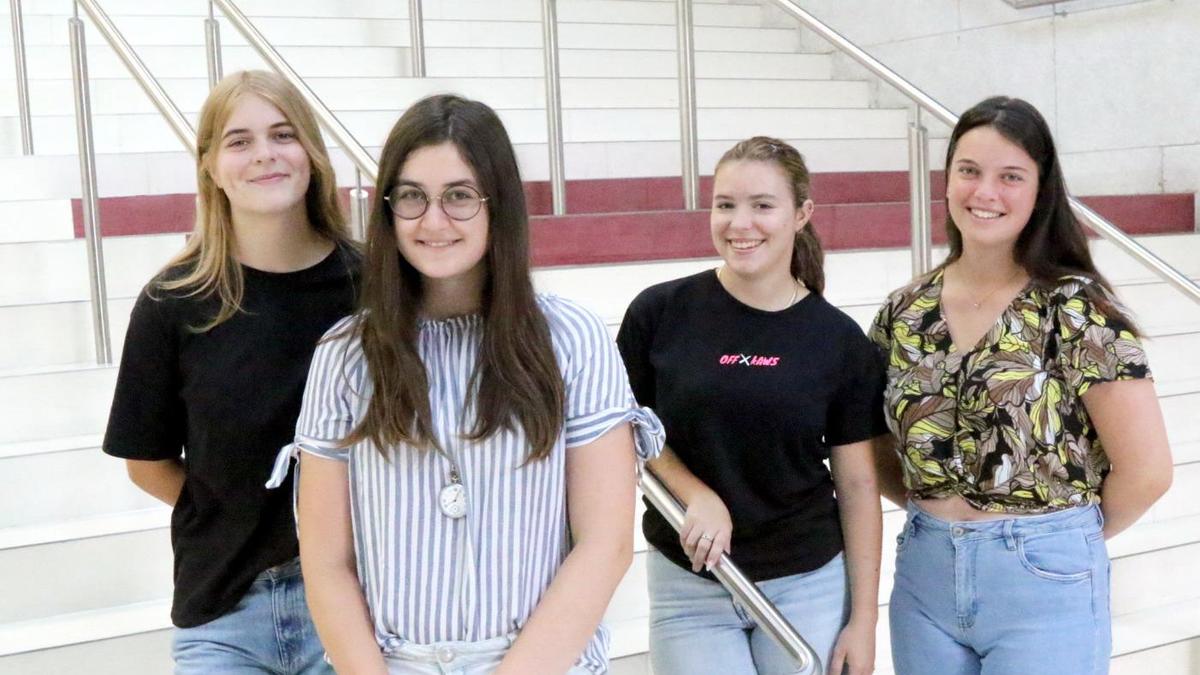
[617,136,887,675]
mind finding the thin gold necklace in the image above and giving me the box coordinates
[956,266,1023,310]
[717,267,800,310]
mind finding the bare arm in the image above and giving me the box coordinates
[646,444,732,571]
[297,452,387,675]
[1087,379,1173,538]
[871,434,908,508]
[828,437,883,675]
[495,423,637,675]
[125,458,185,506]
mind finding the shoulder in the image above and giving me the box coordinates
[625,270,713,320]
[882,269,940,313]
[537,294,609,343]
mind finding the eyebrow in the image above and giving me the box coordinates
[954,158,1031,172]
[395,178,479,189]
[712,192,779,200]
[221,121,293,141]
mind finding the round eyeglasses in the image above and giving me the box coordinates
[384,184,489,221]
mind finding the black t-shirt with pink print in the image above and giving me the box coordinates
[617,269,886,580]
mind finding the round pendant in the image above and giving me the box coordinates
[439,482,468,519]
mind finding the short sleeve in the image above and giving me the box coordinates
[102,289,185,461]
[867,298,892,359]
[1054,281,1152,397]
[826,326,889,446]
[552,298,663,460]
[292,320,363,462]
[615,288,659,408]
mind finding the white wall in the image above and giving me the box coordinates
[780,0,1199,222]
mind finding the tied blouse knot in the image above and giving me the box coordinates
[868,271,1151,514]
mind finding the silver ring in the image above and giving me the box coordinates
[700,533,714,541]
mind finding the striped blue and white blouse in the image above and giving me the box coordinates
[274,294,662,673]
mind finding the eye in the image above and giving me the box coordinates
[273,129,297,142]
[713,201,734,210]
[443,187,477,204]
[225,137,249,149]
[752,201,775,211]
[396,187,427,203]
[1001,172,1025,183]
[956,165,979,177]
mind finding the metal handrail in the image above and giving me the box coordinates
[639,467,823,674]
[8,0,33,154]
[74,0,197,156]
[211,0,378,183]
[408,0,425,77]
[675,0,699,210]
[541,0,566,215]
[764,0,1200,304]
[204,0,223,89]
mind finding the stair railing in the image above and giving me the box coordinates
[639,468,823,674]
[757,0,1200,303]
[68,0,199,364]
[8,0,33,154]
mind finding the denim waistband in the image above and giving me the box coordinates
[253,556,303,583]
[906,500,1104,538]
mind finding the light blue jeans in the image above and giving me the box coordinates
[172,557,331,674]
[647,549,848,675]
[383,633,594,674]
[889,502,1111,675]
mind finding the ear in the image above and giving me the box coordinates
[793,198,815,232]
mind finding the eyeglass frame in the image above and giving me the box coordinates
[383,183,490,221]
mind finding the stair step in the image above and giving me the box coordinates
[0,599,170,658]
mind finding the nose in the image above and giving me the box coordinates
[418,197,452,229]
[252,137,276,163]
[973,174,1002,201]
[729,204,754,230]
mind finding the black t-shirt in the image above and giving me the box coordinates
[103,243,359,627]
[616,270,886,581]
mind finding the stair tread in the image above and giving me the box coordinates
[0,599,170,657]
[0,508,169,551]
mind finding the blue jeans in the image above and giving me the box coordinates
[647,549,848,675]
[172,557,331,674]
[383,633,594,674]
[889,502,1111,675]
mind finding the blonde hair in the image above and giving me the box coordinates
[154,70,350,330]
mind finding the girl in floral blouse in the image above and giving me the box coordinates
[870,96,1173,675]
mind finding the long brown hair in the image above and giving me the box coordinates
[153,70,350,330]
[344,94,564,460]
[942,96,1137,333]
[714,136,825,294]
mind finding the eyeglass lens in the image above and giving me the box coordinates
[388,185,485,221]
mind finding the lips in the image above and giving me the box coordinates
[728,238,764,251]
[250,172,288,183]
[967,207,1004,220]
[418,239,460,248]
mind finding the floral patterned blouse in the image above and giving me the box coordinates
[868,270,1151,513]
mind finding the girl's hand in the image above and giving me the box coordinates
[828,615,876,675]
[678,490,732,572]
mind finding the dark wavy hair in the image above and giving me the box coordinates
[714,136,825,295]
[943,96,1136,333]
[344,94,564,460]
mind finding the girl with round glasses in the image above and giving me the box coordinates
[289,94,662,674]
[103,70,358,673]
[617,137,887,675]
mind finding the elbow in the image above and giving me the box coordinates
[1150,463,1174,502]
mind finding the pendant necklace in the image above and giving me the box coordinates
[963,267,1023,310]
[439,464,467,519]
[717,266,800,310]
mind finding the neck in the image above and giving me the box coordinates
[231,206,332,273]
[718,266,804,311]
[421,265,486,320]
[952,245,1024,287]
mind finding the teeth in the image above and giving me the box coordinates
[729,240,762,250]
[422,241,454,248]
[969,208,1003,219]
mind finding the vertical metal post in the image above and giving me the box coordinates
[907,108,932,276]
[9,0,34,154]
[408,0,426,77]
[540,0,566,215]
[204,0,223,89]
[676,0,699,210]
[69,11,112,365]
[350,168,369,241]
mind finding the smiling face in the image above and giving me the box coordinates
[392,142,490,287]
[209,93,311,223]
[710,159,811,282]
[946,125,1039,256]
